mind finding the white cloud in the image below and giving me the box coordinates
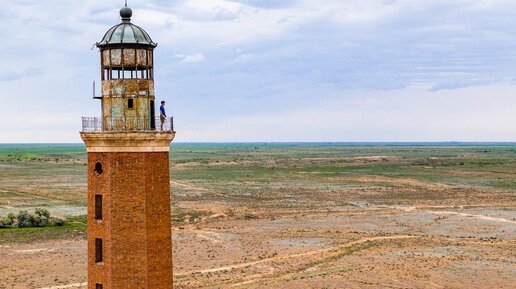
[1,0,516,142]
[174,53,206,64]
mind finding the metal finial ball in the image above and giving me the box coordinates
[120,6,133,19]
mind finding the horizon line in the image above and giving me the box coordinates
[0,141,515,145]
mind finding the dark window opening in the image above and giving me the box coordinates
[128,98,134,109]
[94,162,103,175]
[150,100,155,130]
[96,284,103,289]
[95,238,103,263]
[95,195,103,220]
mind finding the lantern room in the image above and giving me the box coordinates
[93,4,161,131]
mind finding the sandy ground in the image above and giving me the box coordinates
[1,147,515,288]
[1,203,514,289]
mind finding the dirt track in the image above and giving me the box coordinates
[1,202,514,289]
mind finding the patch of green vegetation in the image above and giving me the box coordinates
[1,208,67,228]
[1,143,515,243]
[0,144,86,163]
[0,215,87,244]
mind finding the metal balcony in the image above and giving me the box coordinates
[81,116,174,132]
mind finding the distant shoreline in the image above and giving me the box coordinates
[0,142,515,147]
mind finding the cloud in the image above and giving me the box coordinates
[1,0,516,142]
[0,71,26,82]
[174,53,206,64]
[0,68,44,82]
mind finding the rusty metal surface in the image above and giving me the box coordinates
[100,78,155,130]
[123,49,135,66]
[93,16,160,132]
[101,80,154,97]
[102,50,110,66]
[111,49,122,66]
[137,49,148,66]
[101,48,152,68]
[83,9,166,135]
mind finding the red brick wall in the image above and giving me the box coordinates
[87,152,173,289]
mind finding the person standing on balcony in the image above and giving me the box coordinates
[160,101,167,130]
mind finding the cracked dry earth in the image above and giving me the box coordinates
[1,203,515,289]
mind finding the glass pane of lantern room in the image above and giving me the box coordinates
[132,28,146,43]
[124,26,136,43]
[111,26,124,42]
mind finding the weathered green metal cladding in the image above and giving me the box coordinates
[96,6,156,49]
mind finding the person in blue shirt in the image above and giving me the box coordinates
[160,100,167,130]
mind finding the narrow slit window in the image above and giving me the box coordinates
[128,98,134,109]
[96,284,103,289]
[95,238,103,263]
[95,195,103,220]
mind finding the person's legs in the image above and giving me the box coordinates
[160,116,165,130]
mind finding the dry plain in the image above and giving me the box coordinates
[0,143,515,289]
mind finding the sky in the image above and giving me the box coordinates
[0,0,515,142]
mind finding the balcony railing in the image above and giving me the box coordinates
[81,116,174,132]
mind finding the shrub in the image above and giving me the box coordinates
[0,209,67,228]
[7,212,16,223]
[34,208,51,219]
[50,216,67,226]
[0,216,11,227]
[0,212,17,227]
[31,208,51,227]
[31,214,49,227]
[16,210,33,228]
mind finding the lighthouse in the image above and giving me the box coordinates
[80,3,175,289]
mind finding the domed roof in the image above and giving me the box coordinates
[97,5,156,48]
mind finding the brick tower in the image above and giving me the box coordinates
[80,3,175,289]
